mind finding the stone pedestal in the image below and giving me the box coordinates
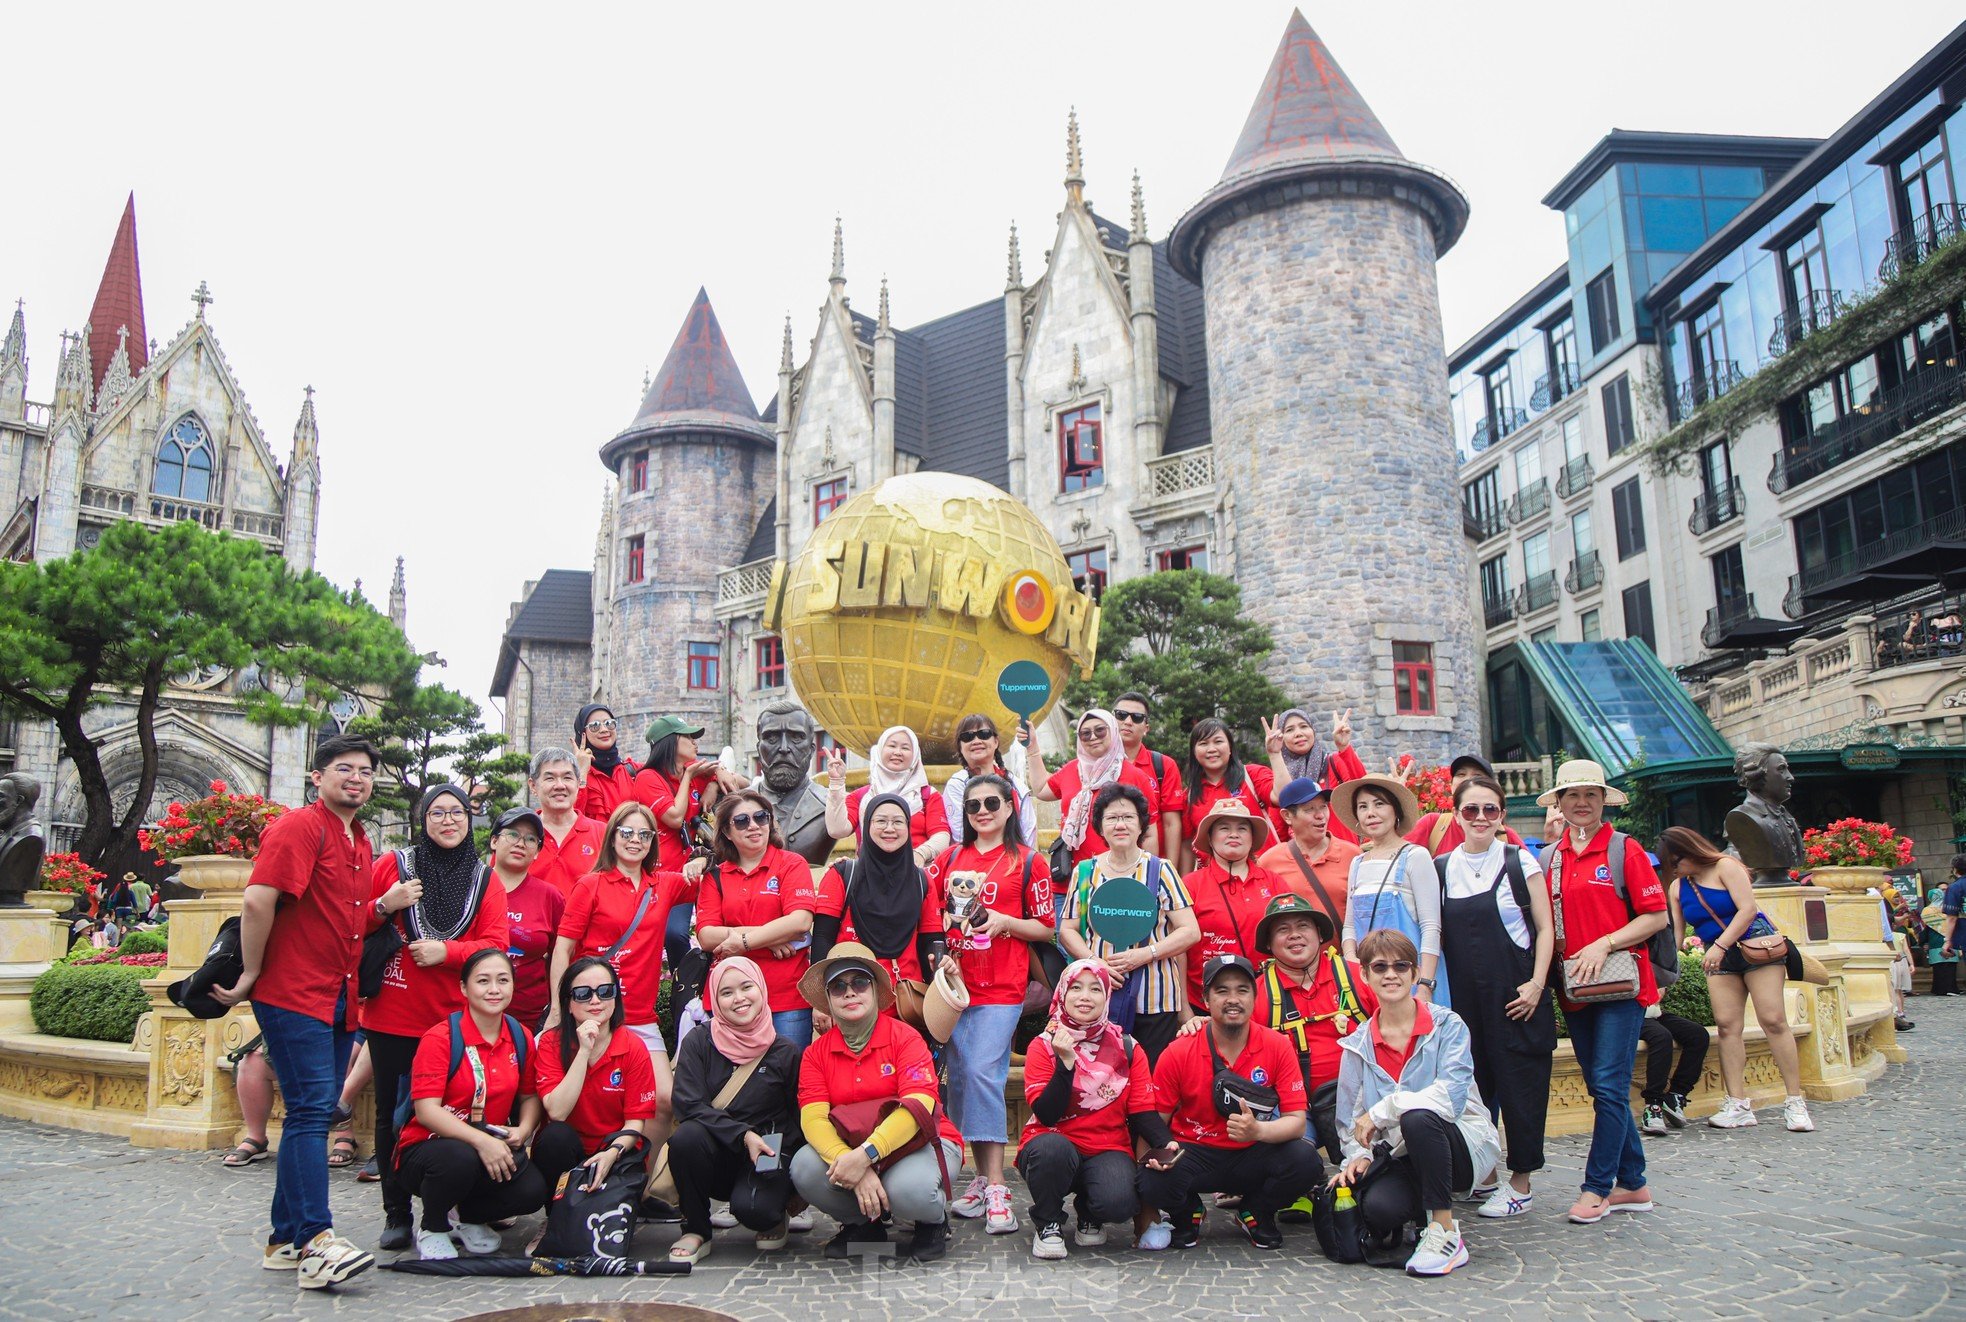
[0,905,59,1034]
[1751,883,1900,1098]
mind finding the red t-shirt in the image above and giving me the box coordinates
[533,1026,660,1154]
[531,815,606,898]
[394,1013,537,1156]
[1126,745,1186,829]
[843,784,950,848]
[1153,1022,1308,1149]
[1181,859,1290,1008]
[1265,746,1368,843]
[1020,1038,1155,1155]
[1406,812,1526,856]
[1044,760,1159,874]
[1371,1000,1434,1080]
[1183,766,1276,853]
[1256,954,1379,1091]
[631,766,710,872]
[361,852,511,1038]
[576,762,638,822]
[250,799,375,1029]
[500,874,566,1026]
[697,847,818,1013]
[1551,824,1667,1009]
[798,1013,962,1147]
[813,860,943,985]
[558,868,695,1025]
[927,842,1052,1007]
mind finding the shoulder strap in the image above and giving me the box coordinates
[506,1014,529,1074]
[1328,948,1365,1022]
[1502,846,1533,916]
[603,882,660,961]
[1608,831,1630,912]
[1150,750,1167,782]
[710,1052,765,1110]
[1286,842,1342,928]
[446,1010,466,1081]
[1428,812,1452,853]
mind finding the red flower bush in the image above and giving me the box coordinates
[1801,818,1916,870]
[40,852,106,896]
[138,779,286,866]
[1402,763,1455,816]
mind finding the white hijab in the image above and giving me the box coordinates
[864,726,930,825]
[1060,708,1123,851]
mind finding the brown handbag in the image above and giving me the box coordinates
[828,1096,950,1196]
[1685,883,1790,966]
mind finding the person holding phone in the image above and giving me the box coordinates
[666,956,804,1263]
[571,704,639,821]
[529,957,658,1205]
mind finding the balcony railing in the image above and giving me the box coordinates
[1146,446,1213,499]
[1463,504,1507,541]
[1767,289,1855,357]
[1483,594,1514,629]
[1797,502,1966,596]
[1783,573,1806,621]
[1506,477,1551,525]
[1675,361,1747,418]
[1873,593,1966,670]
[1878,203,1963,283]
[1688,476,1745,535]
[1530,364,1583,411]
[1702,593,1759,649]
[1554,456,1594,499]
[717,557,775,608]
[1516,571,1559,617]
[1564,550,1603,594]
[1469,408,1530,454]
[1770,362,1966,492]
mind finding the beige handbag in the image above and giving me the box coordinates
[1551,853,1639,1003]
[646,1053,765,1202]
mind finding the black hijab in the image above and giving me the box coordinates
[576,704,621,773]
[840,792,926,959]
[410,784,484,939]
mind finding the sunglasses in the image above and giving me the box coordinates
[1112,710,1148,723]
[1368,960,1416,976]
[957,729,997,744]
[1457,803,1505,821]
[965,795,1005,816]
[585,719,618,731]
[826,973,875,994]
[614,827,655,843]
[729,810,771,830]
[1079,726,1108,740]
[569,983,620,1003]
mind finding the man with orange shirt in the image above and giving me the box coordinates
[1258,779,1357,936]
[1181,799,1289,1011]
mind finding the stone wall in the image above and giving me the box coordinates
[502,639,592,763]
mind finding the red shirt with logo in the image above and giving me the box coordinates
[843,784,950,848]
[813,861,943,985]
[531,815,606,898]
[1551,824,1667,1009]
[1044,760,1159,874]
[250,799,375,1029]
[395,1013,537,1156]
[1372,1000,1433,1080]
[501,874,566,1026]
[632,766,710,872]
[533,1025,659,1154]
[1126,744,1187,833]
[577,762,638,822]
[1183,766,1276,854]
[558,868,695,1024]
[1181,859,1290,1008]
[361,851,511,1038]
[1255,955,1379,1091]
[1020,1037,1155,1155]
[927,842,1052,1007]
[1153,1022,1307,1149]
[798,1013,962,1147]
[697,847,818,1013]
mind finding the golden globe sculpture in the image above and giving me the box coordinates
[761,472,1099,763]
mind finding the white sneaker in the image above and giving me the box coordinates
[295,1231,375,1291]
[1136,1215,1172,1251]
[414,1228,457,1261]
[984,1183,1019,1235]
[1032,1221,1068,1260]
[450,1215,501,1255]
[787,1209,814,1233]
[1783,1096,1815,1132]
[261,1240,304,1271]
[1477,1186,1533,1219]
[1074,1216,1107,1247]
[710,1203,739,1229]
[950,1176,989,1219]
[1405,1221,1468,1276]
[1707,1096,1758,1128]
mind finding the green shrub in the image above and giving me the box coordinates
[31,963,152,1042]
[116,927,169,957]
[1660,961,1713,1027]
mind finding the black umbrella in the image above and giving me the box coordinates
[381,1256,691,1277]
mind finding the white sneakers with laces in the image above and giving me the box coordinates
[983,1183,1019,1234]
[950,1176,990,1219]
[1708,1096,1758,1128]
[1031,1221,1068,1260]
[1405,1221,1468,1276]
[296,1230,377,1290]
[1783,1095,1815,1132]
[1477,1186,1533,1219]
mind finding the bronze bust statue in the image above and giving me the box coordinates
[748,700,834,867]
[0,772,47,908]
[1725,743,1804,888]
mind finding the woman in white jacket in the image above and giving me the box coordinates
[1331,929,1500,1278]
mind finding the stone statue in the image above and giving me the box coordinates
[0,772,47,908]
[1725,742,1805,888]
[749,699,834,867]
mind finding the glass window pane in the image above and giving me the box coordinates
[1524,531,1552,579]
[1571,509,1595,556]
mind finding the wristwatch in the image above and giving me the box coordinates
[862,1142,881,1162]
[1416,977,1437,991]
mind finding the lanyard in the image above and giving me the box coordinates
[464,1043,488,1125]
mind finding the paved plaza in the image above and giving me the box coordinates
[1,1008,1962,1322]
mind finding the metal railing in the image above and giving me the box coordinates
[1530,364,1583,411]
[1507,478,1551,525]
[1702,593,1759,649]
[1878,203,1963,283]
[1146,447,1213,499]
[1565,550,1603,594]
[1516,571,1559,617]
[1554,455,1594,499]
[1797,503,1966,596]
[1688,476,1746,535]
[1463,503,1507,541]
[1470,408,1531,454]
[1873,593,1966,670]
[1783,573,1806,621]
[1767,289,1855,357]
[1483,594,1514,628]
[1770,362,1966,492]
[1675,360,1746,418]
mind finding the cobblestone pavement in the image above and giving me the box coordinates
[3,1005,1963,1322]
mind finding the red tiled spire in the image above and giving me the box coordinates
[85,193,148,394]
[1220,10,1404,181]
[632,288,759,426]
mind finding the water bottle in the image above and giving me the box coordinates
[1334,1184,1355,1211]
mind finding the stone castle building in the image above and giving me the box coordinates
[1,195,347,844]
[496,12,1481,769]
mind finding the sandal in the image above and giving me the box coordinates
[223,1137,270,1169]
[669,1233,711,1264]
[327,1135,358,1169]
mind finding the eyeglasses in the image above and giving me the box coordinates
[328,764,377,780]
[1367,960,1416,976]
[1079,727,1108,741]
[585,719,617,732]
[569,984,619,1003]
[614,827,655,843]
[728,811,771,830]
[965,795,1005,816]
[1113,710,1148,724]
[957,729,997,744]
[826,973,874,994]
[427,808,469,822]
[498,833,542,848]
[1457,803,1505,821]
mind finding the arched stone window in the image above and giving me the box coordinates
[154,416,215,502]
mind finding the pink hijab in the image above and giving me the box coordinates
[707,956,777,1065]
[1049,958,1129,1114]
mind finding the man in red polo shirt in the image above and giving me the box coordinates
[1250,893,1376,1166]
[527,748,606,897]
[217,734,393,1291]
[1113,691,1182,860]
[1141,955,1322,1251]
[1181,799,1289,1011]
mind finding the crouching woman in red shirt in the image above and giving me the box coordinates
[393,950,545,1261]
[528,956,659,1204]
[1017,959,1172,1260]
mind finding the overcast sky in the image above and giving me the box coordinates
[4,3,1956,725]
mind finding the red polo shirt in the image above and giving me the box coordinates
[798,1013,962,1147]
[1552,824,1667,1009]
[576,761,638,822]
[361,852,511,1038]
[558,868,695,1025]
[1255,955,1379,1091]
[927,842,1052,1007]
[813,861,943,985]
[1183,766,1276,854]
[395,1012,536,1156]
[534,1026,660,1154]
[250,798,375,1029]
[1126,745,1186,832]
[697,847,817,1013]
[531,814,606,898]
[1371,1000,1434,1080]
[1044,760,1159,876]
[1181,859,1290,1008]
[1021,1037,1155,1155]
[843,785,950,848]
[500,874,565,1026]
[631,766,709,872]
[1153,1023,1307,1149]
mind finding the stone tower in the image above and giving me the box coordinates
[1169,10,1478,763]
[599,289,773,751]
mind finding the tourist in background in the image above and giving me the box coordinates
[1257,778,1356,935]
[1178,718,1275,873]
[1406,754,1526,855]
[1636,1002,1708,1136]
[486,807,562,1029]
[636,716,746,973]
[1925,862,1961,995]
[827,726,951,863]
[1263,708,1366,843]
[1031,708,1156,888]
[525,748,606,899]
[1112,692,1180,860]
[1336,774,1447,1009]
[697,790,819,1048]
[571,704,638,821]
[940,713,1038,845]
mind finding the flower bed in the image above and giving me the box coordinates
[1801,818,1914,871]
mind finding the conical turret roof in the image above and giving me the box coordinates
[604,289,770,466]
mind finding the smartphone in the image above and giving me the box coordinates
[754,1131,784,1174]
[481,1124,510,1139]
[1142,1144,1183,1168]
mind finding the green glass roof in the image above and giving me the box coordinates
[1516,640,1734,773]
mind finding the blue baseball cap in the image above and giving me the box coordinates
[1276,777,1333,810]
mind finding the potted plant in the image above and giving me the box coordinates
[29,852,103,916]
[1401,761,1455,817]
[1798,818,1915,893]
[138,780,287,894]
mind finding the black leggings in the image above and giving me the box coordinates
[666,1119,793,1240]
[366,1030,421,1224]
[529,1120,591,1196]
[1014,1133,1140,1228]
[1358,1110,1472,1238]
[396,1138,548,1233]
[1640,1014,1709,1104]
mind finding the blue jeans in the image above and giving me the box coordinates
[772,1008,813,1049]
[945,1003,1022,1145]
[255,993,355,1247]
[1566,997,1646,1197]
